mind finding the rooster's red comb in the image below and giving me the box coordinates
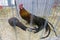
[19,4,23,7]
[20,4,23,6]
[0,5,3,9]
[19,4,23,9]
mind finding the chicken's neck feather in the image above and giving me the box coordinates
[20,8,31,22]
[20,8,31,17]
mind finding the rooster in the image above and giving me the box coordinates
[8,17,34,31]
[8,17,28,31]
[19,4,57,39]
[8,17,35,32]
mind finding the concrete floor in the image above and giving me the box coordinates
[0,7,60,40]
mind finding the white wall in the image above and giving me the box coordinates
[18,0,55,16]
[0,0,55,16]
[0,0,15,6]
[0,0,8,6]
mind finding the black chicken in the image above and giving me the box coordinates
[8,17,28,31]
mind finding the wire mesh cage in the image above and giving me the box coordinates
[0,0,60,40]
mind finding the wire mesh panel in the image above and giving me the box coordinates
[0,0,17,40]
[0,0,60,40]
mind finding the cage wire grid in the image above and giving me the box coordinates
[0,0,60,40]
[0,0,18,40]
